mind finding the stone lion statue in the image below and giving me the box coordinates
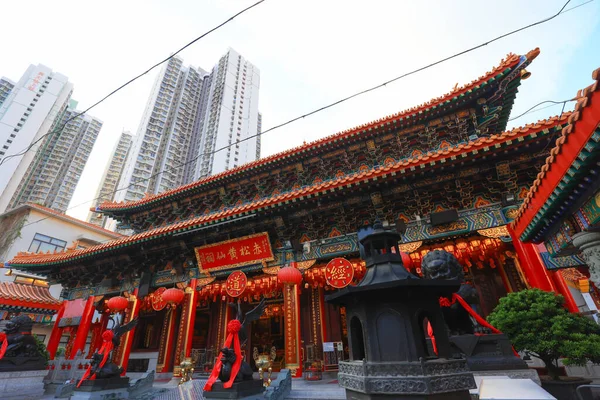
[422,250,479,335]
[0,315,47,371]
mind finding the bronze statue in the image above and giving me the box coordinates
[0,315,47,371]
[218,347,254,383]
[77,318,138,387]
[228,297,267,347]
[204,297,266,392]
[422,250,479,335]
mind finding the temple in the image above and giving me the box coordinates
[512,67,600,320]
[6,48,594,379]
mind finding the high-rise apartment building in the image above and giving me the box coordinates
[114,57,206,203]
[256,112,262,160]
[0,64,74,213]
[115,49,261,204]
[191,48,261,179]
[88,131,133,228]
[8,99,103,212]
[0,78,15,108]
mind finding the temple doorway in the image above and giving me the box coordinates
[248,302,284,371]
[190,311,212,373]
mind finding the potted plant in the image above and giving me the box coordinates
[487,289,600,400]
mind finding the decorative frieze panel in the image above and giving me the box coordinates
[539,252,586,271]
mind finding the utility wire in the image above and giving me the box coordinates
[1,0,590,239]
[508,99,575,122]
[0,0,265,167]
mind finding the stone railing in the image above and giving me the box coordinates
[191,348,215,373]
[264,369,292,400]
[45,354,89,384]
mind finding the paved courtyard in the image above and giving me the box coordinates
[40,372,346,399]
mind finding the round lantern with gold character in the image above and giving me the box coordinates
[225,271,248,298]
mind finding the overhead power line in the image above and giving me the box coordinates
[1,0,591,238]
[0,0,266,167]
[508,99,575,122]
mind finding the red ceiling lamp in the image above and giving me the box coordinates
[278,264,303,286]
[161,287,185,308]
[106,296,128,312]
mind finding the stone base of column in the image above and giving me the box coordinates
[572,231,600,286]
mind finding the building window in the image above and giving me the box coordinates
[28,233,67,253]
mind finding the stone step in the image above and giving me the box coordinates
[285,389,346,399]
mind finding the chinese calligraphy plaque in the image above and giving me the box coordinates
[325,258,354,289]
[194,232,274,272]
[225,271,248,298]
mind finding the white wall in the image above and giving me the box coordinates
[2,208,121,298]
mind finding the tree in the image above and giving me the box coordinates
[487,289,600,380]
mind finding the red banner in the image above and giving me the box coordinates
[195,232,274,272]
[284,284,299,367]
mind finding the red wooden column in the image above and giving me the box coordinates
[524,243,557,292]
[47,301,67,359]
[173,279,198,376]
[117,290,141,375]
[550,270,580,313]
[508,226,555,292]
[70,296,95,359]
[157,309,177,372]
[89,312,109,356]
[184,279,198,358]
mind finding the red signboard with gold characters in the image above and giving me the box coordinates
[325,258,354,288]
[225,271,247,297]
[194,232,274,272]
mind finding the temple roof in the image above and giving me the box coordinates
[511,66,600,242]
[95,49,540,216]
[6,112,568,270]
[0,281,61,312]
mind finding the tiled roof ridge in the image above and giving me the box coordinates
[7,112,568,268]
[0,281,61,306]
[96,49,538,213]
[511,66,600,230]
[24,203,123,238]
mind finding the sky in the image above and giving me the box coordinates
[1,0,600,221]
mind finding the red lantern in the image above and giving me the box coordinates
[277,265,303,285]
[400,252,413,270]
[161,288,185,307]
[107,296,128,312]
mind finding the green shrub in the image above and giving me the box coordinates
[487,289,600,379]
[34,335,50,365]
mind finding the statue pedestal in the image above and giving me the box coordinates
[204,379,265,399]
[338,359,475,400]
[450,334,528,372]
[71,387,129,400]
[72,377,130,400]
[0,369,47,400]
[450,334,541,386]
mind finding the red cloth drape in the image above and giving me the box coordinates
[427,322,437,355]
[77,330,115,388]
[203,320,243,392]
[0,332,7,359]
